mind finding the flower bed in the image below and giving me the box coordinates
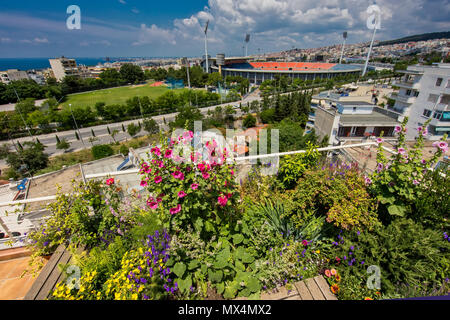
[26,121,450,300]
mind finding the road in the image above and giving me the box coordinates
[0,91,259,169]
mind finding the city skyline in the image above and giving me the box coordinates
[0,0,449,58]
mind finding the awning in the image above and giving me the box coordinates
[435,127,450,132]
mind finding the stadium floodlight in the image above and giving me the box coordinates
[245,34,250,57]
[363,5,381,77]
[204,20,210,74]
[339,31,348,64]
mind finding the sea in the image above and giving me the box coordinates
[0,58,108,71]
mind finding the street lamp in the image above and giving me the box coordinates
[339,31,348,64]
[204,20,210,74]
[363,5,381,77]
[69,103,86,148]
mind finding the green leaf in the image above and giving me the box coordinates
[208,269,223,283]
[232,233,244,245]
[216,282,225,295]
[177,275,192,293]
[188,259,200,270]
[388,204,406,217]
[173,262,186,278]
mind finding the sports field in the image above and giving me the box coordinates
[60,81,175,108]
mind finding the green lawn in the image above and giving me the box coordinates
[60,81,174,108]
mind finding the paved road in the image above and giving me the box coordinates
[0,92,259,168]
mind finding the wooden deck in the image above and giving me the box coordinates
[24,244,82,300]
[236,275,337,301]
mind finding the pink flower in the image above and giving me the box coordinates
[147,201,158,210]
[413,180,420,185]
[140,180,148,187]
[218,196,228,207]
[302,240,308,247]
[151,147,161,156]
[331,269,337,276]
[397,147,406,155]
[231,170,234,176]
[421,159,426,165]
[106,178,114,186]
[158,161,165,169]
[172,171,185,180]
[325,270,331,277]
[394,126,402,133]
[164,149,173,158]
[178,191,187,198]
[183,131,194,140]
[376,138,383,144]
[170,204,181,215]
[202,172,210,180]
[191,183,199,190]
[198,163,206,172]
[364,176,372,185]
[154,176,162,184]
[438,142,448,153]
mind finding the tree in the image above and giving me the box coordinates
[170,105,204,131]
[91,129,96,137]
[15,98,37,116]
[91,144,114,160]
[207,72,223,87]
[56,138,71,153]
[243,114,256,128]
[127,123,141,138]
[143,118,159,134]
[5,141,49,175]
[99,68,123,86]
[119,64,145,84]
[122,124,126,132]
[88,137,99,147]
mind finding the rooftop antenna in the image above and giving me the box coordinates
[204,20,210,74]
[245,34,250,57]
[339,31,348,64]
[363,5,381,77]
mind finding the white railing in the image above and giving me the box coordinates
[0,142,396,208]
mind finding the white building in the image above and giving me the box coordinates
[49,57,82,81]
[392,63,450,140]
[0,69,29,84]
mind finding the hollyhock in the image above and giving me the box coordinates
[198,163,206,172]
[413,180,420,185]
[140,179,148,187]
[376,138,383,144]
[164,149,173,158]
[170,204,181,215]
[178,191,187,198]
[218,196,228,207]
[202,172,210,180]
[172,171,184,180]
[438,141,448,153]
[191,183,199,190]
[147,201,158,210]
[364,176,372,185]
[151,147,161,156]
[394,126,402,133]
[106,178,114,186]
[397,147,406,155]
[154,176,162,184]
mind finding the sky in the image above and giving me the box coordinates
[0,0,449,58]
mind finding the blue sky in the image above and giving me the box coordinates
[0,0,449,58]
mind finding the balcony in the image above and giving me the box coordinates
[395,80,421,90]
[392,93,416,104]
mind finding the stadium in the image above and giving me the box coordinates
[203,56,363,85]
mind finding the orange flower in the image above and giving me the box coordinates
[375,291,381,295]
[364,297,373,300]
[331,269,337,276]
[325,269,331,277]
[331,284,340,294]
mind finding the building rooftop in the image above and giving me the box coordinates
[339,108,400,126]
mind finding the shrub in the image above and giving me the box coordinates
[284,162,380,232]
[323,219,450,299]
[91,144,114,160]
[370,118,447,221]
[119,144,129,156]
[243,114,256,128]
[139,131,239,239]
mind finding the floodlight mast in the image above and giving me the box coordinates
[363,11,380,77]
[245,34,250,57]
[339,31,348,64]
[204,20,209,74]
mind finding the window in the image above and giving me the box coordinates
[406,89,412,96]
[433,110,443,120]
[414,91,419,97]
[353,107,357,112]
[436,78,443,87]
[428,94,439,103]
[423,109,432,118]
[447,79,450,88]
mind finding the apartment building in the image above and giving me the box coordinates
[0,69,29,84]
[49,57,82,81]
[392,63,450,140]
[313,88,401,145]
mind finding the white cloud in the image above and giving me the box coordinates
[34,37,49,43]
[133,24,177,46]
[119,0,126,4]
[0,37,11,43]
[131,8,140,14]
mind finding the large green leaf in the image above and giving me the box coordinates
[188,259,200,270]
[173,262,186,278]
[232,233,244,245]
[388,204,406,217]
[176,275,192,293]
[208,269,223,283]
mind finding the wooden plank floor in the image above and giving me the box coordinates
[24,244,83,300]
[238,276,337,301]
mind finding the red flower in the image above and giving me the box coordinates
[106,178,115,186]
[170,204,181,215]
[218,196,228,207]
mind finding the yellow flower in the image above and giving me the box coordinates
[315,250,321,254]
[364,297,373,300]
